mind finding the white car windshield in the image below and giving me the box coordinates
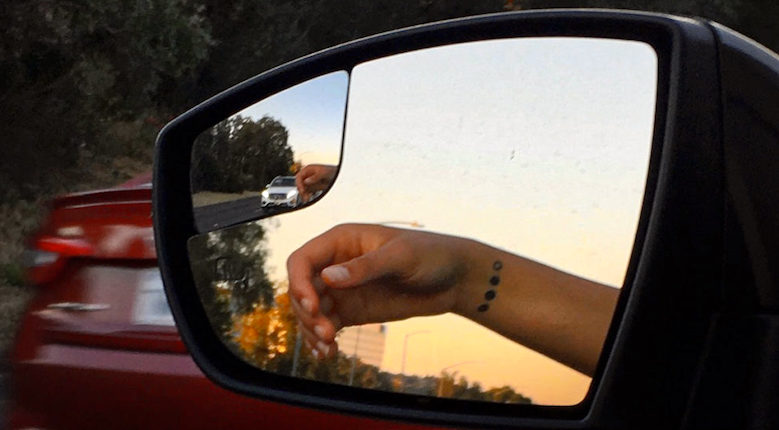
[271,177,296,187]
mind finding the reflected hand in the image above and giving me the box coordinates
[295,164,337,202]
[287,223,618,376]
[287,223,471,359]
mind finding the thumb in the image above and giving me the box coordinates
[321,240,411,289]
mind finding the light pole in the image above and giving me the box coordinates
[291,331,303,377]
[347,325,362,386]
[400,330,431,376]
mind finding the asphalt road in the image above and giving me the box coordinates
[192,196,267,232]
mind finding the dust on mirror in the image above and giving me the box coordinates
[190,71,348,231]
[187,37,658,406]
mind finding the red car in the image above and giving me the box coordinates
[7,177,426,429]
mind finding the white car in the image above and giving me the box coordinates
[260,176,300,207]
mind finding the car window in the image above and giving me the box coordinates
[272,178,296,187]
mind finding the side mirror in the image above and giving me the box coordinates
[154,10,779,429]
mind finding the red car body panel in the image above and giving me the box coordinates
[8,183,435,429]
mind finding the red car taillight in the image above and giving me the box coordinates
[23,236,94,285]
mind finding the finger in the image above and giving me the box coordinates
[329,312,343,332]
[319,294,334,315]
[295,180,308,201]
[323,338,338,359]
[289,294,314,326]
[287,232,341,314]
[313,276,327,294]
[291,294,340,344]
[299,324,323,359]
[321,238,414,289]
[299,322,338,359]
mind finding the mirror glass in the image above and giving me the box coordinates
[190,71,348,231]
[187,38,657,406]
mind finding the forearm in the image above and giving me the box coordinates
[452,239,619,376]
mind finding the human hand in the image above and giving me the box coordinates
[295,164,337,202]
[286,223,473,359]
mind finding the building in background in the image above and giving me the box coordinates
[338,324,386,368]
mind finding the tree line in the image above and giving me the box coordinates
[3,0,775,201]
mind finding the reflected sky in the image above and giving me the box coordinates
[240,71,348,166]
[258,37,657,405]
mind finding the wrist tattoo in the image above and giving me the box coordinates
[477,260,501,312]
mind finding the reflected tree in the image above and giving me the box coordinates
[191,114,294,193]
[232,291,298,370]
[438,371,531,403]
[188,221,277,337]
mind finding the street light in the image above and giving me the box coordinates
[440,360,485,373]
[400,330,431,376]
[347,325,362,386]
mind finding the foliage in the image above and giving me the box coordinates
[232,292,298,368]
[188,220,278,335]
[0,0,212,201]
[3,0,775,203]
[437,371,532,403]
[1,263,25,287]
[228,288,534,403]
[191,115,294,193]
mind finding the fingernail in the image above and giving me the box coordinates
[322,266,349,283]
[300,298,313,313]
[316,341,330,355]
[312,349,320,359]
[314,325,326,339]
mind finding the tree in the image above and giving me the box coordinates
[0,0,212,200]
[191,115,294,193]
[232,292,298,371]
[187,221,278,337]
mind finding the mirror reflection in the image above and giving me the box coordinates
[190,71,347,231]
[187,37,657,405]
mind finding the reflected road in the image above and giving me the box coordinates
[193,196,266,232]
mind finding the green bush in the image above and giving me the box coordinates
[1,263,25,287]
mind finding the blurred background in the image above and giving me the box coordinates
[1,0,777,424]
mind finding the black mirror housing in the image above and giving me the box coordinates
[153,9,779,429]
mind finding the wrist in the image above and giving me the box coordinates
[451,239,506,317]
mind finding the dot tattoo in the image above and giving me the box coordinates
[477,260,502,312]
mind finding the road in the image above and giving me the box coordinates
[193,196,267,232]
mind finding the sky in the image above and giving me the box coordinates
[240,71,347,165]
[210,37,657,405]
